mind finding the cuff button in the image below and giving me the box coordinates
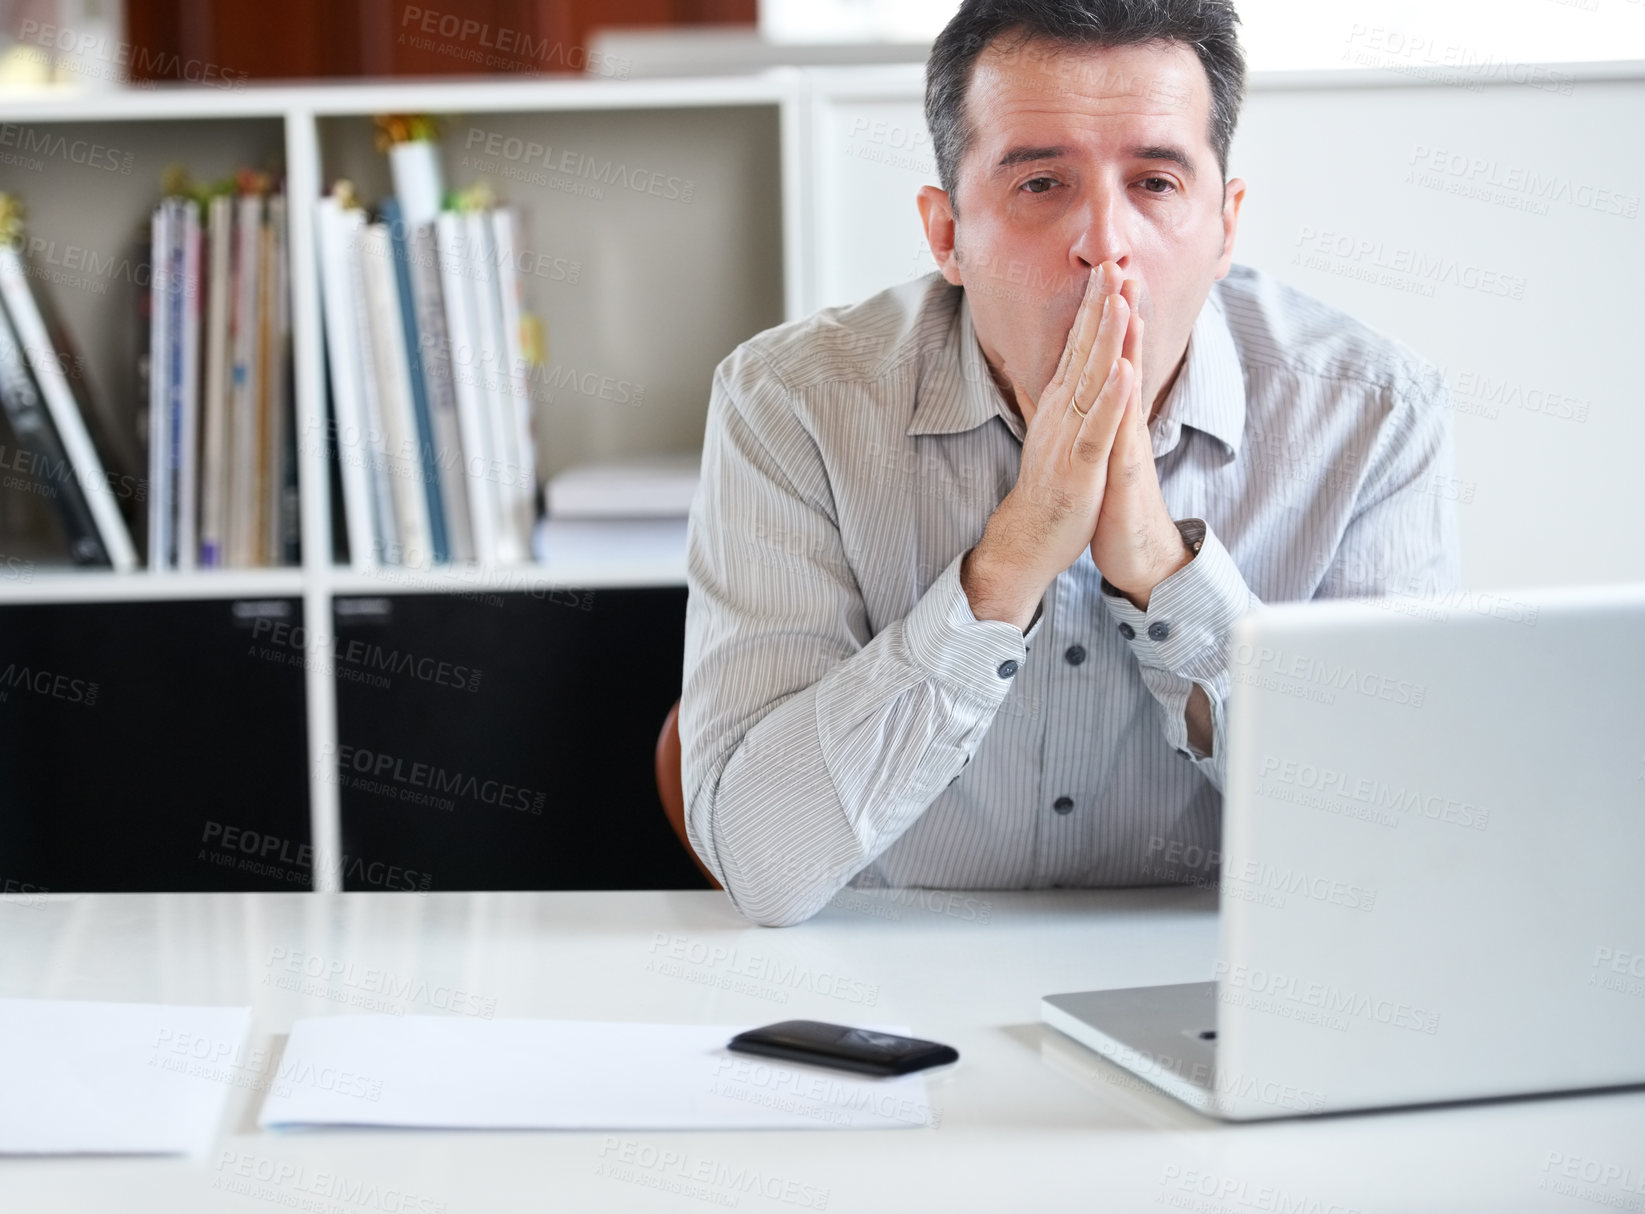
[1117,622,1136,640]
[1147,621,1171,642]
[996,659,1019,678]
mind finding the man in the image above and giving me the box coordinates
[681,0,1460,926]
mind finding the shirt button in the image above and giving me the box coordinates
[1052,795,1074,815]
[996,659,1019,678]
[1147,621,1171,642]
[1064,644,1086,666]
[1117,622,1136,641]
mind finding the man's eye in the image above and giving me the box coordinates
[1019,176,1058,195]
[1140,177,1176,194]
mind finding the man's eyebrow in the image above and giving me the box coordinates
[1133,144,1198,182]
[991,143,1199,182]
[992,145,1068,174]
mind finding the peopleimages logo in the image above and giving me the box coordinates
[0,123,133,172]
[1158,1165,1359,1213]
[1232,641,1427,707]
[646,934,879,1007]
[461,128,695,203]
[1539,1152,1645,1202]
[263,947,497,1018]
[212,1151,447,1213]
[199,821,433,892]
[1589,945,1645,999]
[325,743,545,815]
[1142,837,1377,911]
[1258,754,1490,831]
[708,1055,940,1129]
[1213,961,1440,1035]
[248,616,482,693]
[595,1138,829,1210]
[0,661,98,706]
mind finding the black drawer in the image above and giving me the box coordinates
[0,597,312,892]
[331,586,705,891]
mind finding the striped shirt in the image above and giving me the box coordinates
[682,265,1461,927]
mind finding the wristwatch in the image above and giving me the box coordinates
[1174,517,1206,556]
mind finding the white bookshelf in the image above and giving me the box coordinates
[0,72,808,889]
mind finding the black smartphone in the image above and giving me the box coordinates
[726,1020,959,1076]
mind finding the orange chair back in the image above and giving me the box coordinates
[656,699,720,888]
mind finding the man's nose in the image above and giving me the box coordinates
[1067,183,1130,283]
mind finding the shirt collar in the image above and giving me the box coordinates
[906,278,1246,460]
[1151,285,1245,460]
[906,286,1021,439]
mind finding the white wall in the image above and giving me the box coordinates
[801,63,1645,591]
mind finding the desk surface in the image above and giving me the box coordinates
[1,888,1639,1213]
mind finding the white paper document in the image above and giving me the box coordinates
[0,997,253,1155]
[259,1017,939,1131]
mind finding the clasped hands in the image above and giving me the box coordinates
[994,260,1192,612]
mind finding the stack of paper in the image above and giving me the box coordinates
[259,1017,938,1131]
[0,997,252,1155]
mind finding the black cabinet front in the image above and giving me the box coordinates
[0,597,312,892]
[330,586,706,891]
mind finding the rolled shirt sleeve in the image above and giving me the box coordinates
[681,348,1045,927]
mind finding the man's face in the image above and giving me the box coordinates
[919,35,1245,419]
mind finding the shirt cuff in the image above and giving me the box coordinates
[903,548,1037,705]
[1100,520,1252,767]
[1099,519,1253,683]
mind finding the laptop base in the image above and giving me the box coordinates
[1041,982,1226,1117]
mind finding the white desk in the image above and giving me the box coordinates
[1,888,1639,1212]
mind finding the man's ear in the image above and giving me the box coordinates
[917,185,963,286]
[1213,177,1247,280]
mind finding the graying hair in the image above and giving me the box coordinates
[925,0,1246,214]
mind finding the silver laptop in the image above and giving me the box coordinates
[1042,584,1645,1119]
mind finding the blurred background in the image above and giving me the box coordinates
[0,1,1638,898]
[2,0,1642,86]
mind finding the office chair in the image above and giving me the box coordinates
[655,698,721,889]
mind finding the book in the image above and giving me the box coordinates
[434,210,500,565]
[198,193,233,567]
[0,243,138,571]
[146,202,173,567]
[0,290,109,564]
[252,201,273,564]
[462,209,525,564]
[261,195,292,565]
[131,223,152,554]
[356,222,432,567]
[171,198,202,571]
[227,191,263,567]
[490,207,539,554]
[343,217,399,565]
[315,194,379,569]
[406,219,474,563]
[380,198,449,564]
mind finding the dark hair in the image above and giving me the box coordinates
[925,0,1246,214]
